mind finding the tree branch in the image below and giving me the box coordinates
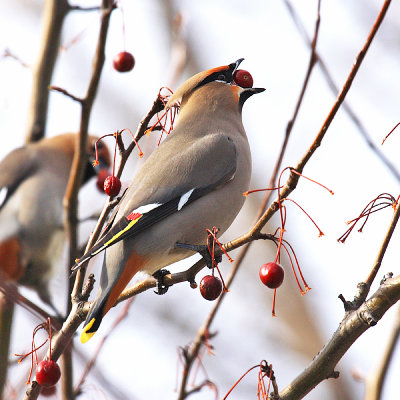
[66,0,116,305]
[278,274,400,400]
[25,0,70,143]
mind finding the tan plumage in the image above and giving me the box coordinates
[0,133,110,306]
[76,59,265,342]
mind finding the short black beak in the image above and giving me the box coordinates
[233,58,244,74]
[245,87,266,94]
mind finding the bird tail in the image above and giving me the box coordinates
[80,251,145,343]
[80,296,108,343]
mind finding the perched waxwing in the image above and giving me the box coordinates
[0,134,111,306]
[75,59,265,343]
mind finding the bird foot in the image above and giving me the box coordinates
[152,269,171,295]
[175,242,222,269]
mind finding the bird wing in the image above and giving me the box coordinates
[0,147,39,211]
[72,133,238,270]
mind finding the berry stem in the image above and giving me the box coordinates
[282,238,311,293]
[382,120,400,144]
[48,317,52,361]
[221,364,260,400]
[271,288,277,317]
[289,167,334,195]
[284,197,324,237]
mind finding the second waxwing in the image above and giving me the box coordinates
[0,134,111,307]
[75,59,265,342]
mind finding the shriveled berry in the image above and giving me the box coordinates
[35,360,61,387]
[96,169,111,192]
[104,175,121,197]
[200,275,222,301]
[233,69,253,88]
[259,262,284,289]
[113,51,135,72]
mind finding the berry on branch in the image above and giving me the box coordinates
[113,51,135,72]
[200,275,223,301]
[35,360,61,387]
[104,175,122,197]
[259,262,284,289]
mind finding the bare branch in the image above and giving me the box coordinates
[279,274,400,400]
[49,85,83,103]
[25,0,70,143]
[67,0,116,301]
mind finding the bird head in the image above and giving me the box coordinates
[165,58,265,112]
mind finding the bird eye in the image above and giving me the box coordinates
[217,73,227,81]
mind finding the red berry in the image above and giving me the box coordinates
[200,275,222,301]
[233,69,253,88]
[259,262,284,289]
[96,169,111,192]
[104,175,121,197]
[113,51,135,72]
[35,360,61,387]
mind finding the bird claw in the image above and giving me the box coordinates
[175,242,222,269]
[153,269,171,295]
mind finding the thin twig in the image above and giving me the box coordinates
[0,279,62,330]
[114,96,164,180]
[49,85,83,103]
[364,303,400,400]
[365,203,400,287]
[282,0,400,182]
[1,48,30,68]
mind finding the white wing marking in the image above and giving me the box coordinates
[132,203,162,215]
[178,189,194,211]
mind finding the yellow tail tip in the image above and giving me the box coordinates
[80,318,96,344]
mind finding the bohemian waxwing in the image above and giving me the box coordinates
[0,133,111,306]
[75,59,265,343]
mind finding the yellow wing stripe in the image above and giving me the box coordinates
[103,214,143,248]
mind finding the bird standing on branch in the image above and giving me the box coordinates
[75,59,265,343]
